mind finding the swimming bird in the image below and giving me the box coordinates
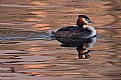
[54,15,96,39]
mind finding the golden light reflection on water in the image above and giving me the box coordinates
[23,64,49,69]
[26,47,48,52]
[26,18,42,22]
[31,1,48,6]
[32,23,51,30]
[30,11,46,17]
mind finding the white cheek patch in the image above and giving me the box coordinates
[83,18,88,24]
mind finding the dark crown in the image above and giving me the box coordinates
[78,15,90,20]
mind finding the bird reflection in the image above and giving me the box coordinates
[56,37,96,59]
[76,47,90,59]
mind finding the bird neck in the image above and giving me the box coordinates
[77,17,86,28]
[77,24,84,28]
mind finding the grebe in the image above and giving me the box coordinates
[54,15,96,39]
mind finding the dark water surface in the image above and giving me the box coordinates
[1,0,121,80]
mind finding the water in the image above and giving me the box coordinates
[1,0,121,80]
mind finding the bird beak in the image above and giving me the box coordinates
[89,20,95,23]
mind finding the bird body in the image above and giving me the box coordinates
[53,15,96,39]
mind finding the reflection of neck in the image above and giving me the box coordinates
[76,47,87,55]
[76,47,90,59]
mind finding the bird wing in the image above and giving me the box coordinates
[55,26,91,38]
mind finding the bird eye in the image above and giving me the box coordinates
[85,18,90,22]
